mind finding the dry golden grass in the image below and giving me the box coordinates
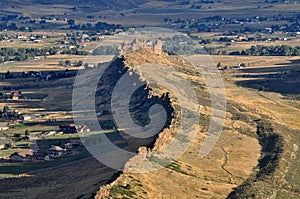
[206,39,300,53]
[97,51,261,199]
[211,55,300,68]
[225,79,300,131]
[97,50,300,198]
[100,125,260,198]
[0,55,86,72]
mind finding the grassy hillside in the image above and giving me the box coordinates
[96,50,262,199]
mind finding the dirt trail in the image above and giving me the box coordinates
[219,120,242,184]
[220,144,233,183]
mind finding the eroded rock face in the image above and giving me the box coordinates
[95,56,175,154]
[94,54,179,199]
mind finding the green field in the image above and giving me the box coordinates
[0,149,91,178]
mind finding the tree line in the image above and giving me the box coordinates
[0,47,89,63]
[60,48,89,56]
[70,21,122,33]
[0,47,58,63]
[229,45,300,56]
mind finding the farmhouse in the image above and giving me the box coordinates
[47,145,65,158]
[9,151,33,162]
[19,115,32,121]
[10,91,22,100]
[34,39,43,43]
[59,124,90,134]
[17,35,27,39]
[77,125,90,133]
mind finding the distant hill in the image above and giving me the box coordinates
[0,0,174,10]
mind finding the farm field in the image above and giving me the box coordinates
[0,40,298,198]
[0,0,298,198]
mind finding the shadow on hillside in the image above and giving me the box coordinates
[235,64,300,95]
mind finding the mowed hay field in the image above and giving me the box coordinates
[0,55,86,72]
[211,55,300,68]
[207,38,300,51]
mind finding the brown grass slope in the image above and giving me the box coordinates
[96,50,261,199]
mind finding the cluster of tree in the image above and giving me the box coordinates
[0,92,9,99]
[271,21,300,33]
[229,45,300,56]
[59,60,71,67]
[0,15,35,32]
[162,35,206,55]
[191,4,202,9]
[203,46,228,55]
[0,106,21,121]
[58,60,83,67]
[216,62,246,70]
[265,0,289,3]
[200,36,287,45]
[198,0,214,3]
[0,22,20,31]
[200,38,212,44]
[218,36,291,43]
[0,13,123,32]
[0,47,58,63]
[60,48,89,56]
[202,14,300,23]
[0,70,77,81]
[219,37,232,42]
[0,15,19,21]
[62,31,100,45]
[92,45,118,55]
[234,22,299,34]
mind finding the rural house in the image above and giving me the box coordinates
[9,151,33,162]
[47,145,65,158]
[10,91,22,100]
[76,125,90,133]
[19,115,32,121]
[59,124,90,134]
